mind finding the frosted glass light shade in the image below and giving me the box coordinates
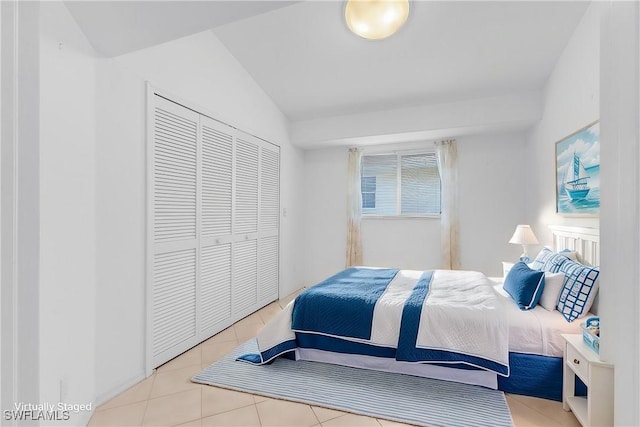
[345,0,410,40]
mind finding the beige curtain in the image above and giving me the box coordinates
[346,148,363,267]
[435,139,460,270]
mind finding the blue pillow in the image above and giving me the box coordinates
[557,260,600,322]
[530,247,571,273]
[503,262,546,310]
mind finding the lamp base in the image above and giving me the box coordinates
[518,246,531,264]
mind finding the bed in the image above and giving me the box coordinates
[240,225,599,401]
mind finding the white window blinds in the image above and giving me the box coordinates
[361,152,441,216]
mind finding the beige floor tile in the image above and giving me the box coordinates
[150,364,203,399]
[257,302,283,323]
[88,401,147,426]
[235,311,265,327]
[252,394,269,404]
[175,419,202,427]
[97,375,155,411]
[201,339,239,365]
[278,288,304,308]
[234,322,264,341]
[201,386,256,417]
[311,406,348,423]
[256,398,319,427]
[157,346,202,374]
[508,394,580,427]
[201,405,261,427]
[200,334,238,351]
[321,413,381,427]
[142,389,201,427]
[203,327,238,344]
[507,395,563,427]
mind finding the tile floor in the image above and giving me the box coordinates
[88,291,582,427]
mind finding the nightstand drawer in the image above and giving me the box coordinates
[567,344,589,382]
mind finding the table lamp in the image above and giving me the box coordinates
[509,225,539,263]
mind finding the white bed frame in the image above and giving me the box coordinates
[549,225,600,313]
[549,225,599,267]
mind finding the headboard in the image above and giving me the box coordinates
[549,225,600,314]
[549,225,600,267]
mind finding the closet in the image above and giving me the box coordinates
[147,93,280,369]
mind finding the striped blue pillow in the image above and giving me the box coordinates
[530,247,571,273]
[556,261,600,322]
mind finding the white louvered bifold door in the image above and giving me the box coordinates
[147,92,280,372]
[232,239,258,317]
[201,116,233,239]
[258,144,280,303]
[234,134,259,235]
[233,132,260,319]
[200,243,232,333]
[150,96,199,367]
[199,115,234,336]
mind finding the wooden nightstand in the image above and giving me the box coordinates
[561,334,614,427]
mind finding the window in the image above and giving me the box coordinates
[361,152,441,216]
[361,176,377,208]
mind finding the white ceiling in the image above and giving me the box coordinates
[214,1,589,121]
[65,1,589,123]
[64,1,299,57]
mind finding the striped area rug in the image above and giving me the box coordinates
[192,339,513,427]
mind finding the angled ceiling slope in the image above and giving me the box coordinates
[213,1,589,122]
[64,0,590,146]
[64,1,298,57]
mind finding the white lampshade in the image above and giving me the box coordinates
[509,225,539,263]
[345,0,410,40]
[509,225,539,246]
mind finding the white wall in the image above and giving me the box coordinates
[94,58,147,403]
[0,2,3,411]
[39,3,96,424]
[526,2,640,424]
[599,2,640,425]
[361,218,440,271]
[94,29,304,402]
[458,133,528,274]
[302,147,348,285]
[1,0,42,415]
[525,3,599,246]
[302,133,527,286]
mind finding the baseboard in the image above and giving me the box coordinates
[94,371,148,408]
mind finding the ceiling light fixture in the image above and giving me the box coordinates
[345,0,410,40]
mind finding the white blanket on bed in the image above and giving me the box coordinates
[416,270,509,368]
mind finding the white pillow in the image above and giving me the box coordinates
[539,272,565,311]
[559,249,579,262]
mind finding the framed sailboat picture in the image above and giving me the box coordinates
[555,121,600,215]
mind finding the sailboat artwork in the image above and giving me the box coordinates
[556,122,600,215]
[563,152,590,200]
